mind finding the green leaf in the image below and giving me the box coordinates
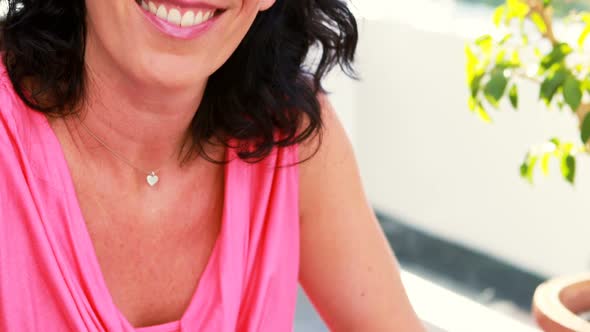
[509,84,518,109]
[541,153,551,176]
[520,161,529,180]
[506,0,530,22]
[495,49,507,63]
[499,33,513,45]
[540,43,573,71]
[531,12,547,34]
[493,5,506,27]
[475,35,493,56]
[578,25,590,49]
[468,96,477,111]
[470,73,484,98]
[510,50,521,66]
[484,68,508,107]
[560,154,576,184]
[561,142,574,155]
[465,45,479,83]
[540,68,568,104]
[563,74,582,111]
[476,103,493,123]
[581,112,590,144]
[520,154,538,184]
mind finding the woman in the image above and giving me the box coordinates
[0,0,424,331]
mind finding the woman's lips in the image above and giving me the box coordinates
[139,1,218,27]
[135,0,224,39]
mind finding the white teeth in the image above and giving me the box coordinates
[194,11,204,25]
[167,8,181,25]
[148,1,157,14]
[145,3,217,27]
[156,4,167,19]
[181,11,195,27]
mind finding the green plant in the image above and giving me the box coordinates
[466,0,590,184]
[459,0,590,17]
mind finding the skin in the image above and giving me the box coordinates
[299,97,424,331]
[48,0,424,329]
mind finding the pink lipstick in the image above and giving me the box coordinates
[134,0,224,40]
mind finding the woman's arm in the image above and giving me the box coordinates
[298,95,425,331]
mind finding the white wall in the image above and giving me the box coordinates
[325,10,590,277]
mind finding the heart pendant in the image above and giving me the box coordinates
[146,172,159,186]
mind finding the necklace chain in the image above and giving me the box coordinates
[75,113,178,185]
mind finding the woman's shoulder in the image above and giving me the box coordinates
[298,93,356,212]
[297,93,343,167]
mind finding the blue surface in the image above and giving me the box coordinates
[294,287,328,332]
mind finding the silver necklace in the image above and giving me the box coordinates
[76,114,178,187]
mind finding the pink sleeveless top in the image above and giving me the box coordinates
[0,63,300,331]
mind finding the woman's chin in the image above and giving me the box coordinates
[132,63,208,92]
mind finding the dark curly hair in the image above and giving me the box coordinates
[0,0,358,162]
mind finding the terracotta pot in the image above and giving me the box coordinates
[533,273,590,332]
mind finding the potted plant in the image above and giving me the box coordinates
[466,0,590,330]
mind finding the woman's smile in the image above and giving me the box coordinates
[134,0,226,39]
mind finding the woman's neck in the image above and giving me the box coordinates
[73,48,207,174]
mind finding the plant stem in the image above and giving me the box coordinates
[526,0,559,46]
[513,70,542,83]
[575,102,590,128]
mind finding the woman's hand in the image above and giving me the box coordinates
[298,95,426,331]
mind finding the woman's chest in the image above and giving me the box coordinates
[87,209,221,327]
[73,171,225,328]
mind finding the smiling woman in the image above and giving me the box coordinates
[0,0,424,331]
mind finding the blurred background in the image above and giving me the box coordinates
[296,0,590,331]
